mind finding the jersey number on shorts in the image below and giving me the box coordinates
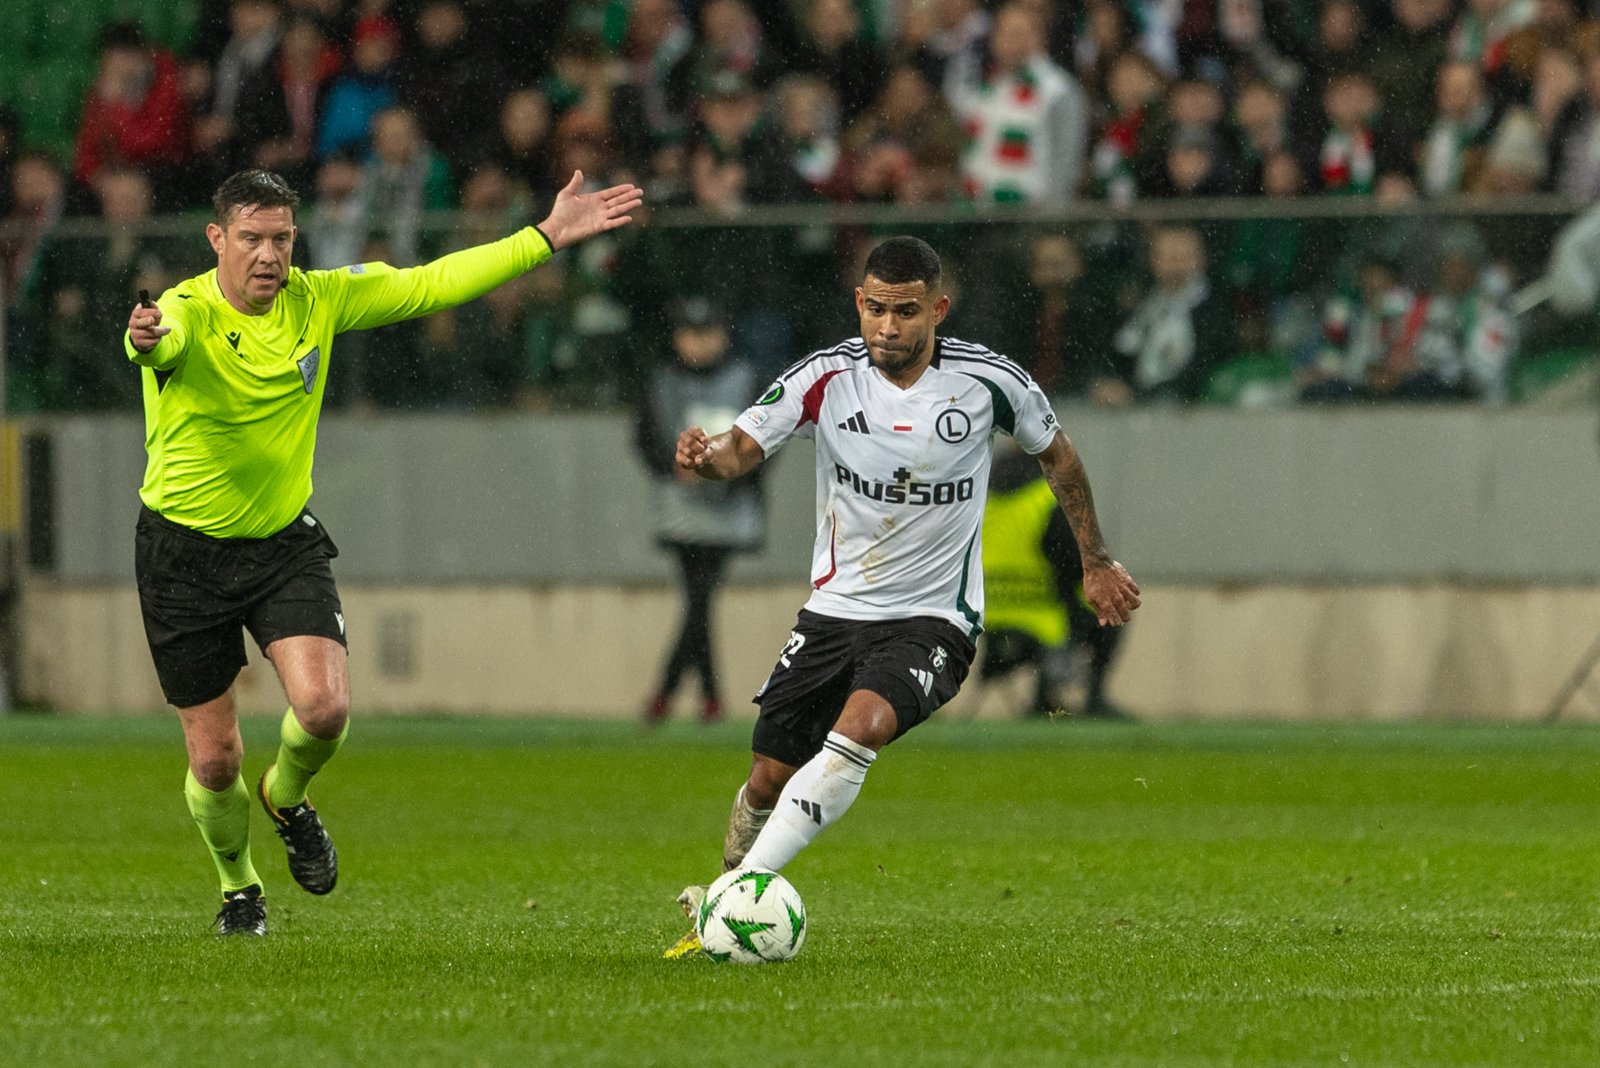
[778,631,807,668]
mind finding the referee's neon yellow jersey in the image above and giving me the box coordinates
[125,227,552,538]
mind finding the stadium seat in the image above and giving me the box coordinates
[1203,353,1297,408]
[1510,347,1598,404]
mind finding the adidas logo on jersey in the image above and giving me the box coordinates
[909,667,934,696]
[836,411,871,434]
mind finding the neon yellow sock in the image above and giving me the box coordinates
[265,708,347,809]
[184,770,260,893]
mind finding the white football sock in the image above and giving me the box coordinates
[741,731,877,873]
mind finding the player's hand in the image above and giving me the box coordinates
[128,299,171,352]
[676,426,712,472]
[1083,560,1141,627]
[537,170,643,251]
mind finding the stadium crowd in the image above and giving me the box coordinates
[1,0,1593,412]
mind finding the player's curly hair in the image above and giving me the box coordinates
[863,235,942,289]
[212,169,301,228]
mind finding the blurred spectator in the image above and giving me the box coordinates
[945,2,1089,203]
[1091,51,1167,203]
[1367,225,1515,400]
[1233,80,1296,194]
[1151,126,1235,197]
[34,167,176,409]
[1449,0,1536,80]
[489,88,557,204]
[1301,250,1408,402]
[317,14,401,159]
[303,151,369,269]
[842,63,965,203]
[636,296,767,726]
[398,0,508,165]
[1317,72,1381,195]
[543,31,618,127]
[195,0,285,164]
[918,0,993,85]
[1,153,67,409]
[688,0,780,93]
[72,23,193,198]
[789,0,884,125]
[1552,52,1600,200]
[618,0,697,170]
[244,15,341,189]
[1074,0,1136,103]
[363,106,453,266]
[1368,0,1455,154]
[1108,226,1233,403]
[775,75,847,200]
[1419,62,1495,196]
[1478,107,1547,193]
[689,72,806,213]
[1002,231,1119,398]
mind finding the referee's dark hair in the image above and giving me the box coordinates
[212,169,301,228]
[864,235,942,290]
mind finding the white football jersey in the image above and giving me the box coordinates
[734,336,1061,638]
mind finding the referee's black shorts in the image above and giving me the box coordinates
[134,506,346,708]
[751,609,974,768]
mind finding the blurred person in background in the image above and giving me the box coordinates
[362,106,454,266]
[980,441,1132,720]
[842,63,965,203]
[489,88,558,204]
[317,14,401,159]
[775,74,848,200]
[397,0,508,166]
[1368,0,1455,157]
[73,22,193,204]
[1419,61,1497,196]
[35,168,175,410]
[637,296,767,726]
[689,72,807,212]
[1551,51,1600,200]
[1091,50,1167,204]
[243,15,342,191]
[1300,249,1410,403]
[1316,72,1382,195]
[1107,226,1233,404]
[1,152,68,411]
[945,2,1088,203]
[789,0,884,127]
[194,0,285,168]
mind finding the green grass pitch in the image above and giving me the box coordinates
[1,714,1597,1067]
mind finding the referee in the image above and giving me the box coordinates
[126,168,641,936]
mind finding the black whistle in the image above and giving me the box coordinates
[138,289,153,307]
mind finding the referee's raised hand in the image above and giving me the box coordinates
[128,293,171,352]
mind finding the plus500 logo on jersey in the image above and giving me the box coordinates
[835,464,975,505]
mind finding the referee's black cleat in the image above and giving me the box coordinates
[214,884,267,937]
[257,770,339,895]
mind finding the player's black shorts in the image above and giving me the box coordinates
[751,609,975,768]
[135,506,346,708]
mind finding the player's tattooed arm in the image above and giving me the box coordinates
[1035,431,1141,627]
[676,425,765,481]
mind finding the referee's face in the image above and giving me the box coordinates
[856,275,949,384]
[207,204,297,315]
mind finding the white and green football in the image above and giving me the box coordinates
[696,868,807,964]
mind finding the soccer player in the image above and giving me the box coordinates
[665,236,1139,956]
[127,167,641,936]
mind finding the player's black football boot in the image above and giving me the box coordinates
[213,884,267,937]
[257,770,339,895]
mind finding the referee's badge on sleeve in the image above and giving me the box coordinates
[297,347,321,393]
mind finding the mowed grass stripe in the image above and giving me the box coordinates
[0,716,1595,1067]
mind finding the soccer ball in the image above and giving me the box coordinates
[696,868,807,964]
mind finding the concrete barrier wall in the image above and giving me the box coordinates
[14,407,1600,719]
[29,408,1600,585]
[17,580,1600,721]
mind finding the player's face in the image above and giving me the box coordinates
[855,275,949,381]
[208,204,296,315]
